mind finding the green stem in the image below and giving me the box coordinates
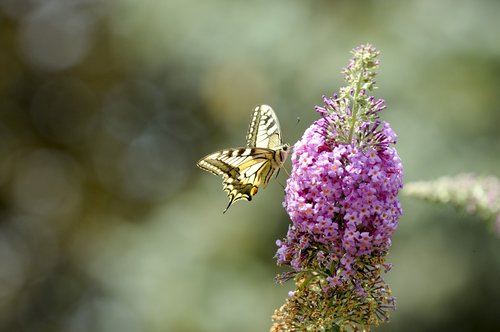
[346,73,362,143]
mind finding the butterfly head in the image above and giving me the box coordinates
[277,143,290,165]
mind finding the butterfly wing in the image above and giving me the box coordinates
[246,105,283,149]
[197,147,281,212]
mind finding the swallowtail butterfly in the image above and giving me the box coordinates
[197,105,289,213]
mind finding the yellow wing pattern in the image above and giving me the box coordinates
[197,105,289,213]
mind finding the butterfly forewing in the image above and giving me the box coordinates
[197,105,289,212]
[246,105,283,149]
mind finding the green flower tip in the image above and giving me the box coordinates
[341,44,380,97]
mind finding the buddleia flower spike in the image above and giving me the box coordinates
[271,45,403,331]
[197,105,290,213]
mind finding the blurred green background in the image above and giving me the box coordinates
[1,0,499,331]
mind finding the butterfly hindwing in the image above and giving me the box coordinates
[197,105,289,212]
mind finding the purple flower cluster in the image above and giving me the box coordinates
[272,45,402,331]
[276,108,403,287]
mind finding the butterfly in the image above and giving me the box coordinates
[197,105,290,213]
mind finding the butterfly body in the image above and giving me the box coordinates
[197,105,289,213]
